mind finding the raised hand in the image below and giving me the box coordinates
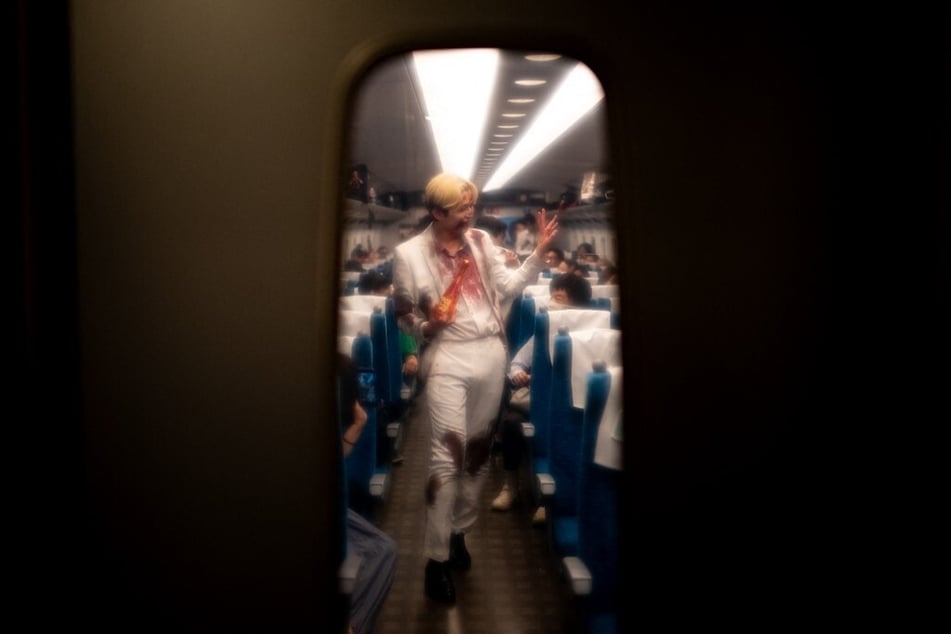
[532,209,560,257]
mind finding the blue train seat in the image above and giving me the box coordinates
[521,308,612,508]
[383,296,403,408]
[338,309,372,339]
[524,307,555,504]
[543,326,621,559]
[344,333,386,519]
[590,297,612,311]
[505,294,536,358]
[562,363,622,634]
[548,327,584,557]
[339,296,405,466]
[338,294,386,313]
[335,373,355,594]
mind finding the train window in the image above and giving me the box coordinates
[336,48,622,630]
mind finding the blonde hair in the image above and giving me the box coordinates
[423,173,478,216]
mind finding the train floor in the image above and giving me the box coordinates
[372,395,581,634]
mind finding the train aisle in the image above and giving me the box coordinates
[375,394,580,634]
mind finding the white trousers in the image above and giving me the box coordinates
[422,336,506,562]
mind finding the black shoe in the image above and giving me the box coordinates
[448,532,471,571]
[424,559,456,604]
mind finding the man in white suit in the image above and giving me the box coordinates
[393,173,558,604]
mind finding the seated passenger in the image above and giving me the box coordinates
[598,264,619,285]
[573,242,594,262]
[544,247,570,274]
[344,245,371,272]
[338,353,398,634]
[475,215,520,269]
[514,214,538,261]
[490,274,593,524]
[564,259,591,279]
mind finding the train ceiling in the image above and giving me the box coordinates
[346,49,610,205]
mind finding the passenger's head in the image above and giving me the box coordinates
[474,215,506,245]
[358,269,392,296]
[564,259,590,278]
[549,273,592,308]
[575,242,594,258]
[350,245,369,261]
[544,247,565,268]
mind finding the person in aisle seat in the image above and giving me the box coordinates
[338,353,398,634]
[490,274,593,524]
[392,173,558,604]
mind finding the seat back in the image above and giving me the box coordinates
[343,333,378,519]
[590,297,612,311]
[577,363,621,630]
[505,295,523,355]
[518,295,536,353]
[522,284,551,299]
[338,294,386,313]
[590,285,619,299]
[531,295,550,313]
[337,335,356,358]
[548,327,585,557]
[506,294,535,357]
[384,296,403,406]
[341,296,403,407]
[529,308,554,467]
[369,307,390,406]
[340,299,404,472]
[545,309,611,359]
[529,309,612,465]
[548,326,621,556]
[334,375,349,563]
[369,306,399,472]
[338,309,371,338]
[565,328,622,410]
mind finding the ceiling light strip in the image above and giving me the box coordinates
[483,62,604,192]
[412,49,500,180]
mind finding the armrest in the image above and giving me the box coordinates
[521,421,535,438]
[386,422,400,438]
[536,472,556,496]
[338,553,364,595]
[562,556,592,596]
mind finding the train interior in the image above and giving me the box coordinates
[12,3,945,632]
[334,49,623,632]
